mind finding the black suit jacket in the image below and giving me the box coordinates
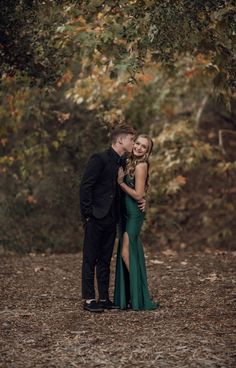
[80,148,121,220]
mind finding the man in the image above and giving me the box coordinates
[80,124,144,313]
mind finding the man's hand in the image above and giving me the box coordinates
[138,198,146,212]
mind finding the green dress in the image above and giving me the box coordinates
[114,175,158,311]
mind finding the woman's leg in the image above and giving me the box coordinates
[121,231,130,271]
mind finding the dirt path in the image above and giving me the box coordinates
[0,249,236,367]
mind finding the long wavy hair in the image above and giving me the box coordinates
[125,134,153,191]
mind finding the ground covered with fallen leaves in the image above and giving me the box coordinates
[0,248,236,367]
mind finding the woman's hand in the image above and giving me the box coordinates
[117,167,125,184]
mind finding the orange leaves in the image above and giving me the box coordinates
[162,105,174,119]
[6,95,15,115]
[175,175,187,186]
[114,38,127,46]
[0,138,8,146]
[196,53,211,65]
[6,94,14,106]
[156,120,193,146]
[0,156,16,174]
[103,108,124,125]
[66,63,137,122]
[0,156,15,165]
[57,71,73,88]
[4,89,31,125]
[184,68,197,79]
[166,175,187,195]
[57,112,70,124]
[27,195,37,205]
[183,53,213,80]
[66,15,88,31]
[137,72,155,85]
[74,26,88,32]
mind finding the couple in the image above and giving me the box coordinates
[80,124,159,312]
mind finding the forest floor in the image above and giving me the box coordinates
[0,248,236,368]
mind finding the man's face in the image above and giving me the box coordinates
[120,134,135,153]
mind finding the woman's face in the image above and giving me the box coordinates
[133,136,149,158]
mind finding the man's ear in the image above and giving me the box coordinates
[117,135,123,145]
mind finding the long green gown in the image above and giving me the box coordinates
[114,175,159,311]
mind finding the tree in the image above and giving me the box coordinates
[61,0,235,100]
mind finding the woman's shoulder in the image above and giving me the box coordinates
[135,161,148,170]
[134,161,148,179]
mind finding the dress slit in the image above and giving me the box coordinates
[114,175,158,311]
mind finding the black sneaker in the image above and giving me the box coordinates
[98,299,119,310]
[83,300,104,313]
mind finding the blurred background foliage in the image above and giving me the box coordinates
[0,0,235,253]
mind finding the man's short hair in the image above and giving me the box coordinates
[110,123,136,143]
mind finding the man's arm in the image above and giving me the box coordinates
[137,198,146,212]
[79,154,104,219]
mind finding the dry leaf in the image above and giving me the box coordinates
[162,249,177,256]
[27,195,37,204]
[150,260,164,264]
[207,273,218,282]
[34,266,44,273]
[175,175,187,185]
[200,273,218,282]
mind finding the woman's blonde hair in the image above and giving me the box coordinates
[125,134,153,191]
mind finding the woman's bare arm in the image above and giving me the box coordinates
[119,162,147,201]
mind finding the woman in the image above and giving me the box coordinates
[114,134,159,311]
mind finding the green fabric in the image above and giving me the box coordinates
[114,175,159,311]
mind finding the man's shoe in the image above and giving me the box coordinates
[98,299,119,310]
[83,300,104,313]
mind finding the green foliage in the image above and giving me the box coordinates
[61,0,236,98]
[0,0,75,83]
[148,120,216,201]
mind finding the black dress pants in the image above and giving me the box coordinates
[82,215,117,300]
